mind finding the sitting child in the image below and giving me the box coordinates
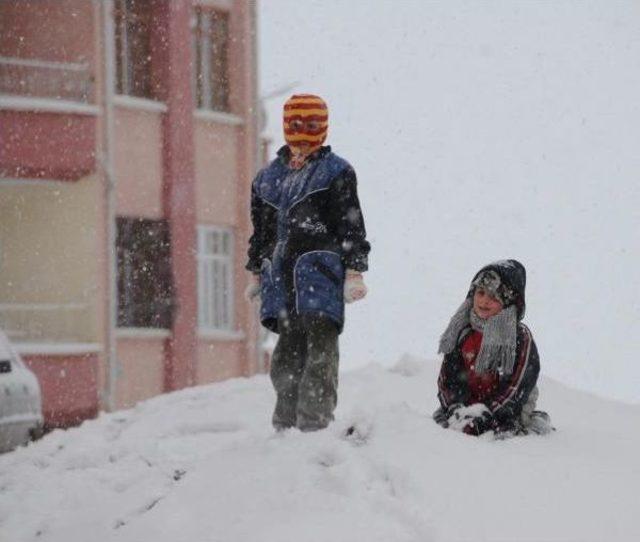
[433,260,552,437]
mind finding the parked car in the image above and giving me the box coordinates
[0,330,43,453]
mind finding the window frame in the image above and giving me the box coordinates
[197,225,235,333]
[114,0,155,100]
[191,7,231,113]
[116,217,173,330]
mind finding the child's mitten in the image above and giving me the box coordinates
[344,270,367,303]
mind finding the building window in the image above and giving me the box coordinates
[117,217,173,329]
[114,0,154,99]
[192,9,230,112]
[197,226,234,331]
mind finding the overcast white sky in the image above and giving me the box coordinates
[258,0,640,403]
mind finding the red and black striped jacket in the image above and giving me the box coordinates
[437,323,540,427]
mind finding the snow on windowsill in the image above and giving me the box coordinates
[198,0,234,10]
[198,329,245,342]
[0,177,74,186]
[0,95,99,115]
[116,328,171,340]
[194,109,244,126]
[15,343,102,356]
[113,95,168,113]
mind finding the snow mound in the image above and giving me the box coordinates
[1,360,639,542]
[388,353,428,377]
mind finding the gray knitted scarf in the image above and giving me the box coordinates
[438,298,518,375]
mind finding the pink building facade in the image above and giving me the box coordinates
[0,0,265,428]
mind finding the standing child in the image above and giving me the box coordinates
[246,94,370,432]
[433,260,552,436]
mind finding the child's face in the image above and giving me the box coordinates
[473,288,503,319]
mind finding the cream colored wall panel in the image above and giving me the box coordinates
[114,107,164,218]
[195,120,238,225]
[0,177,100,342]
[197,340,244,383]
[115,338,165,408]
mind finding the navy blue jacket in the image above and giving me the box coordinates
[246,146,370,333]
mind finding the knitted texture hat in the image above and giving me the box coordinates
[468,259,526,319]
[471,269,516,307]
[283,94,328,156]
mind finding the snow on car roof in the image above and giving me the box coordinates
[0,330,15,360]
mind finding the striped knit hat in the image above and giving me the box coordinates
[283,94,329,156]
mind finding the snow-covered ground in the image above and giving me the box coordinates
[2,358,639,542]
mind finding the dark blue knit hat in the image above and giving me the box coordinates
[468,259,527,319]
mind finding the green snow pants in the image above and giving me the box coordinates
[270,314,339,432]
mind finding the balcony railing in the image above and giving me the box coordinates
[0,56,93,103]
[0,302,93,344]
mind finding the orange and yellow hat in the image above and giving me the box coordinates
[283,94,329,155]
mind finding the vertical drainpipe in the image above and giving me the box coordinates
[234,1,267,375]
[100,0,118,411]
[234,0,262,376]
[251,0,260,172]
[250,0,264,373]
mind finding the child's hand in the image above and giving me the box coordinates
[433,403,463,427]
[446,403,493,434]
[244,275,261,303]
[344,270,367,303]
[463,410,496,436]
